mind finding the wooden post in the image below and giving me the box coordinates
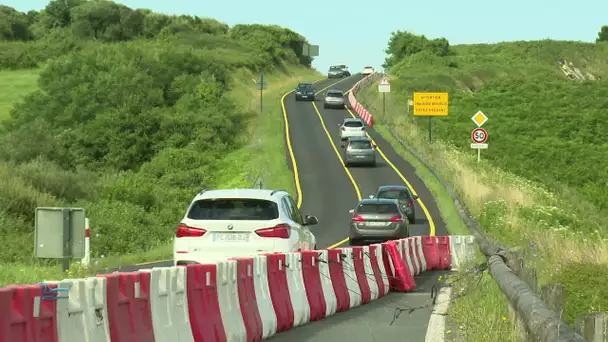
[540,283,565,314]
[508,248,525,275]
[575,312,607,342]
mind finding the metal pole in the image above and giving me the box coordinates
[62,208,71,273]
[382,92,386,118]
[478,148,481,162]
[428,117,432,143]
[260,71,264,112]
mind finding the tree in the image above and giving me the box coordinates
[597,25,608,43]
[0,6,34,41]
[382,30,451,69]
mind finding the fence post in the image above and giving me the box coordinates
[575,312,607,342]
[540,283,565,315]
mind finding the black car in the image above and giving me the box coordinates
[370,185,419,223]
[295,82,316,101]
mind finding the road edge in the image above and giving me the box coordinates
[425,286,453,342]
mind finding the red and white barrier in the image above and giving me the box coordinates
[0,236,477,342]
[347,72,383,126]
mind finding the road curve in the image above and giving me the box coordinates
[271,75,450,341]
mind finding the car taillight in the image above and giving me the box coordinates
[390,215,404,223]
[352,215,365,222]
[255,224,291,239]
[408,199,414,207]
[176,224,206,238]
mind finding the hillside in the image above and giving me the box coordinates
[0,1,320,284]
[358,32,608,339]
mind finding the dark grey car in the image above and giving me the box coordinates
[348,198,409,246]
[341,136,376,167]
[370,185,419,223]
[295,82,315,101]
[328,65,349,78]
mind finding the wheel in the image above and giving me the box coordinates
[311,96,315,101]
[349,238,360,246]
[313,244,317,250]
[408,214,416,224]
[324,103,328,109]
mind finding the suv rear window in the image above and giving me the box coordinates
[356,203,399,214]
[377,189,412,201]
[327,91,342,97]
[344,121,363,127]
[187,199,279,220]
[349,140,372,149]
[330,66,341,70]
[297,84,312,89]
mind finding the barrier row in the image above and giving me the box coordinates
[0,235,476,342]
[348,73,381,126]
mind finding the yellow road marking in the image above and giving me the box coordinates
[343,97,437,236]
[281,76,358,209]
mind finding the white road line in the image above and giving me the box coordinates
[425,286,453,342]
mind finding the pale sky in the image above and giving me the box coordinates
[4,0,607,73]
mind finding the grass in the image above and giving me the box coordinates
[0,69,40,121]
[0,65,321,286]
[357,39,608,340]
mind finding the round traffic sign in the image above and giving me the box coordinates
[471,128,488,143]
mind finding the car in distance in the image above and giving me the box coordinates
[348,198,409,246]
[362,66,374,75]
[370,185,419,223]
[341,136,376,167]
[324,89,345,109]
[173,188,319,265]
[328,64,350,78]
[339,117,366,140]
[295,82,316,101]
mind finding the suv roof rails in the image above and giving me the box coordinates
[270,189,288,196]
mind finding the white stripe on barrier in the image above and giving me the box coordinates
[449,236,477,269]
[415,237,428,273]
[341,248,362,309]
[401,240,415,276]
[318,250,338,317]
[362,246,379,301]
[217,260,247,341]
[252,256,277,339]
[286,253,310,327]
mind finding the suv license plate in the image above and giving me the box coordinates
[366,222,385,226]
[213,232,250,242]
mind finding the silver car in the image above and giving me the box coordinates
[339,117,366,140]
[348,198,410,246]
[324,89,345,109]
[341,136,376,167]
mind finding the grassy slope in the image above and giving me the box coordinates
[0,65,321,285]
[358,40,608,340]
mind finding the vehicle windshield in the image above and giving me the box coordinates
[356,203,399,214]
[327,91,342,98]
[365,66,373,69]
[187,198,279,220]
[344,121,363,127]
[349,140,372,149]
[329,66,341,70]
[297,83,312,89]
[376,189,412,201]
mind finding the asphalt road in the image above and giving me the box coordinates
[271,74,450,341]
[109,75,451,341]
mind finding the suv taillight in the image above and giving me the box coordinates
[176,224,206,238]
[408,199,414,207]
[255,224,291,239]
[352,215,365,222]
[389,215,404,223]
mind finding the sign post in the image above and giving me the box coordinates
[255,72,268,112]
[35,207,86,273]
[470,111,489,162]
[413,92,449,143]
[378,77,390,118]
[302,42,319,57]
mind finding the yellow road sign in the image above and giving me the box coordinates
[413,92,449,116]
[471,111,488,127]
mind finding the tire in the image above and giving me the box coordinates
[311,96,315,101]
[313,244,317,250]
[408,214,416,224]
[349,238,360,246]
[324,103,328,109]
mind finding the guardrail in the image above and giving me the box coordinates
[0,235,476,341]
[349,73,597,342]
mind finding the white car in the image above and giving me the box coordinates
[173,188,319,265]
[339,117,366,140]
[362,66,374,75]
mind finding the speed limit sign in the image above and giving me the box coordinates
[471,128,488,143]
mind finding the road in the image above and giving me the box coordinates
[111,75,450,341]
[268,75,450,341]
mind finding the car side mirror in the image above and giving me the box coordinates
[348,209,355,214]
[304,215,318,226]
[369,195,375,199]
[413,195,419,200]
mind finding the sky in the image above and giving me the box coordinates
[4,0,608,73]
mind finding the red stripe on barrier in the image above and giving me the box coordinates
[367,245,386,297]
[100,272,155,342]
[326,249,350,312]
[351,247,371,305]
[421,236,440,270]
[264,254,294,332]
[232,258,263,341]
[299,251,327,321]
[437,236,452,270]
[0,284,59,342]
[85,229,90,238]
[185,264,227,342]
[383,241,416,292]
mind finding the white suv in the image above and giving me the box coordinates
[339,117,366,140]
[173,188,318,265]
